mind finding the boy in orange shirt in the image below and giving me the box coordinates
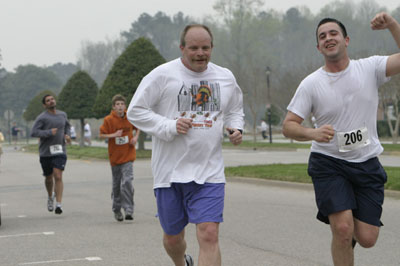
[100,94,140,222]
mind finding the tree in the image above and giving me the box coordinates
[211,0,283,142]
[121,12,192,61]
[46,62,79,86]
[94,37,165,150]
[23,90,57,122]
[0,65,62,119]
[77,37,126,86]
[58,71,98,146]
[264,104,283,126]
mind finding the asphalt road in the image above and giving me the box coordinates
[0,146,399,266]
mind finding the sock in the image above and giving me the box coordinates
[56,202,62,208]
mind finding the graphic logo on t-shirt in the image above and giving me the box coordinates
[177,81,221,129]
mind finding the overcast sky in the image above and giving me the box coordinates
[0,0,398,71]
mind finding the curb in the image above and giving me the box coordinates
[227,176,400,199]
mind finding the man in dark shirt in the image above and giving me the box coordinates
[31,95,71,215]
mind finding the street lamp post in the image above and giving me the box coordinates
[265,67,272,144]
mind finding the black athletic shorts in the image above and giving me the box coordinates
[308,152,387,226]
[40,154,67,176]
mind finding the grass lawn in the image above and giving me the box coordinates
[23,144,152,160]
[222,140,311,150]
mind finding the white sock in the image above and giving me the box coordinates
[56,202,62,207]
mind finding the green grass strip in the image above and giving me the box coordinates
[24,144,152,160]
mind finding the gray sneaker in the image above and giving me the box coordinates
[47,192,55,212]
[184,254,194,266]
[114,211,124,222]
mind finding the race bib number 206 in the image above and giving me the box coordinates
[337,126,370,152]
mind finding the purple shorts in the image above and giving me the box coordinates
[154,182,225,235]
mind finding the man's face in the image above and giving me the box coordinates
[316,22,349,60]
[180,27,213,73]
[43,95,56,109]
[112,100,126,117]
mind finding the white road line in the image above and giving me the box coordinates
[19,257,102,265]
[0,231,55,239]
[1,214,28,219]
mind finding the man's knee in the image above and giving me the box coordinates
[197,223,219,245]
[357,234,378,248]
[53,169,63,181]
[354,218,380,248]
[164,233,184,248]
[45,175,53,182]
[331,221,354,246]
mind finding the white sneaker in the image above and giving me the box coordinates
[47,192,55,212]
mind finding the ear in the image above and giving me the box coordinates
[316,43,322,53]
[179,45,184,52]
[345,36,350,47]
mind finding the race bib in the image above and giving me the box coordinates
[49,144,63,155]
[337,126,370,152]
[115,136,129,145]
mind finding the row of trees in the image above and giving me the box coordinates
[20,38,165,148]
[1,0,399,142]
[77,0,400,141]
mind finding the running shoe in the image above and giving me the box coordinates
[47,192,55,212]
[184,254,194,266]
[114,211,123,222]
[55,205,63,215]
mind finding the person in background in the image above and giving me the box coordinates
[31,95,71,215]
[84,121,92,146]
[70,125,77,142]
[260,120,268,139]
[100,94,140,222]
[0,129,4,166]
[11,122,21,149]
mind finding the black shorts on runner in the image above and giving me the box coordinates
[40,154,67,176]
[308,152,387,227]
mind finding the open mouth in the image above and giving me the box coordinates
[325,43,336,49]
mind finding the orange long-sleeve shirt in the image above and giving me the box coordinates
[100,110,138,166]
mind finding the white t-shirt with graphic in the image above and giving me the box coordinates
[287,56,389,162]
[128,58,244,188]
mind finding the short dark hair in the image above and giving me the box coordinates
[42,94,54,104]
[180,24,214,47]
[316,18,347,42]
[112,94,126,106]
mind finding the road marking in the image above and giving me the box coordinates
[0,231,55,239]
[19,257,102,265]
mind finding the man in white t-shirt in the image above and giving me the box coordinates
[83,122,91,146]
[282,12,400,266]
[128,24,244,266]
